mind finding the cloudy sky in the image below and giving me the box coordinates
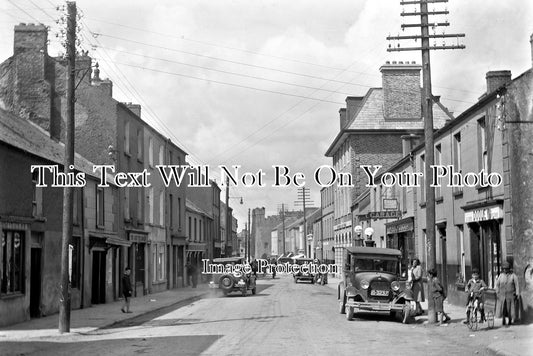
[1,0,531,228]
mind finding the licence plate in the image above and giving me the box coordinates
[370,290,389,296]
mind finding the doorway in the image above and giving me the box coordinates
[135,243,145,294]
[30,248,42,318]
[438,225,448,295]
[91,251,106,304]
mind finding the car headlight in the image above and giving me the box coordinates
[391,281,400,291]
[360,279,369,290]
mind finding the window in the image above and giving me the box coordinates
[69,236,80,288]
[178,198,181,229]
[453,132,462,193]
[159,191,164,226]
[73,188,81,226]
[194,218,197,241]
[137,189,143,222]
[188,216,192,239]
[435,144,442,199]
[124,188,130,220]
[152,245,157,281]
[159,146,164,166]
[420,155,425,203]
[158,246,165,280]
[96,187,104,228]
[148,137,154,167]
[31,170,42,217]
[124,121,130,154]
[478,118,488,172]
[199,220,202,242]
[148,187,154,224]
[169,194,174,228]
[137,129,143,161]
[1,230,25,294]
[457,225,465,285]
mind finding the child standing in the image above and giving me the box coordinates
[428,268,451,325]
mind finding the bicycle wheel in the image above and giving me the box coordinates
[487,311,494,329]
[470,309,479,331]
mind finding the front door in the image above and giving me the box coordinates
[135,243,145,295]
[30,248,42,318]
[91,251,106,304]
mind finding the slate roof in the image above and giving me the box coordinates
[0,108,106,179]
[345,88,451,130]
[186,198,212,218]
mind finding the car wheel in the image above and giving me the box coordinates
[402,303,411,324]
[346,306,354,321]
[219,275,233,291]
[339,295,346,314]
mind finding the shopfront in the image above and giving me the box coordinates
[385,217,415,275]
[128,231,148,297]
[464,203,503,287]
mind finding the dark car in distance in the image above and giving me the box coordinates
[293,257,316,283]
[209,257,257,296]
[337,247,415,323]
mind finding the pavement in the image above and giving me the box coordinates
[0,284,212,341]
[326,276,533,356]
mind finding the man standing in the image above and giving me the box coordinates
[495,261,520,325]
[411,259,425,316]
[121,267,133,313]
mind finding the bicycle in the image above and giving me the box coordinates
[466,288,495,331]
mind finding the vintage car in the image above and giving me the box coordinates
[293,257,316,283]
[337,247,415,323]
[209,257,257,296]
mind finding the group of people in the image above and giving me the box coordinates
[407,258,520,326]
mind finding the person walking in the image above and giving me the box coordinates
[411,258,425,316]
[121,267,133,313]
[495,261,520,326]
[428,268,450,325]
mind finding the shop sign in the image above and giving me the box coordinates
[364,211,402,219]
[465,206,503,223]
[129,233,147,243]
[383,199,398,210]
[334,221,352,231]
[386,220,414,234]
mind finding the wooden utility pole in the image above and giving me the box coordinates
[387,0,464,324]
[280,204,286,254]
[59,1,76,333]
[225,177,230,256]
[294,187,313,256]
[247,208,251,261]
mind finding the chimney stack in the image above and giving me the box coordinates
[344,96,363,128]
[125,103,141,117]
[339,108,347,130]
[486,70,512,94]
[380,61,422,120]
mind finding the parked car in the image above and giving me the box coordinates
[209,257,257,296]
[293,257,316,283]
[337,247,415,323]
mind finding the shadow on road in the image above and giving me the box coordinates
[0,335,222,356]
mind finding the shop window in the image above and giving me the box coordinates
[69,236,80,288]
[152,246,157,282]
[1,230,25,294]
[158,246,165,280]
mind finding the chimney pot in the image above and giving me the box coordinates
[392,61,397,64]
[399,61,403,64]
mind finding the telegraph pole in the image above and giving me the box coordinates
[59,1,77,333]
[225,177,230,256]
[387,0,464,324]
[247,208,251,261]
[294,187,314,255]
